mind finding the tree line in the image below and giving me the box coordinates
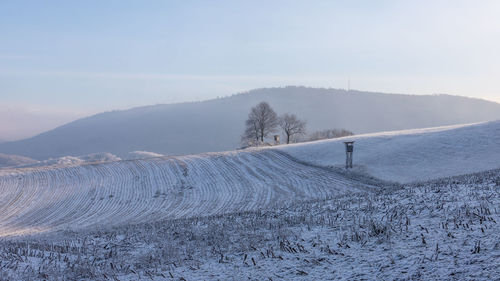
[241,101,353,147]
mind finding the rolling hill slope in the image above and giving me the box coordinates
[1,120,499,280]
[0,153,39,168]
[0,150,370,237]
[0,121,498,238]
[278,121,500,183]
[1,87,499,160]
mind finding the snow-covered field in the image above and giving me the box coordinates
[0,153,39,168]
[277,121,500,183]
[1,169,499,280]
[0,151,166,169]
[0,121,499,280]
[0,150,372,237]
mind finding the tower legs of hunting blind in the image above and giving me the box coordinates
[344,141,354,169]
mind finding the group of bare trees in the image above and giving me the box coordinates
[241,101,355,147]
[241,102,306,146]
[308,129,353,141]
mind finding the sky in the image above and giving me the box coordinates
[1,0,500,140]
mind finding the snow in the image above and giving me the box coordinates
[0,150,371,237]
[126,151,164,160]
[0,170,499,280]
[276,121,500,183]
[77,152,122,163]
[0,152,123,169]
[0,151,165,170]
[0,121,499,279]
[0,153,39,168]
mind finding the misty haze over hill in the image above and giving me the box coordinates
[1,87,499,160]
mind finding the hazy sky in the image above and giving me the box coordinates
[1,0,500,140]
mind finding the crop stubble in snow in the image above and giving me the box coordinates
[0,168,498,280]
[0,150,370,237]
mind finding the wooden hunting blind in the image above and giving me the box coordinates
[344,141,354,169]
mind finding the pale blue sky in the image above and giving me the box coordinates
[1,0,500,139]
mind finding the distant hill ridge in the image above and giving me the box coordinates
[1,86,499,160]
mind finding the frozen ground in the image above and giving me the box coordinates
[0,150,373,237]
[0,121,498,280]
[0,153,39,168]
[0,151,166,169]
[277,121,500,183]
[0,169,499,280]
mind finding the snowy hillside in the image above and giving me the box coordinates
[0,150,371,237]
[1,121,497,237]
[0,153,39,168]
[1,168,499,280]
[277,121,500,183]
[0,151,165,169]
[17,152,121,168]
[1,87,499,160]
[0,121,499,279]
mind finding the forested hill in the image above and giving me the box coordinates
[1,86,499,160]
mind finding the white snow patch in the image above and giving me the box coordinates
[125,151,164,160]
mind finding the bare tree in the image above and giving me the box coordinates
[279,113,306,144]
[241,102,278,146]
[241,119,259,146]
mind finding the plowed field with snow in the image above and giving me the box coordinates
[0,150,371,237]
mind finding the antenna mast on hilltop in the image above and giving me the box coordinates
[347,78,350,92]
